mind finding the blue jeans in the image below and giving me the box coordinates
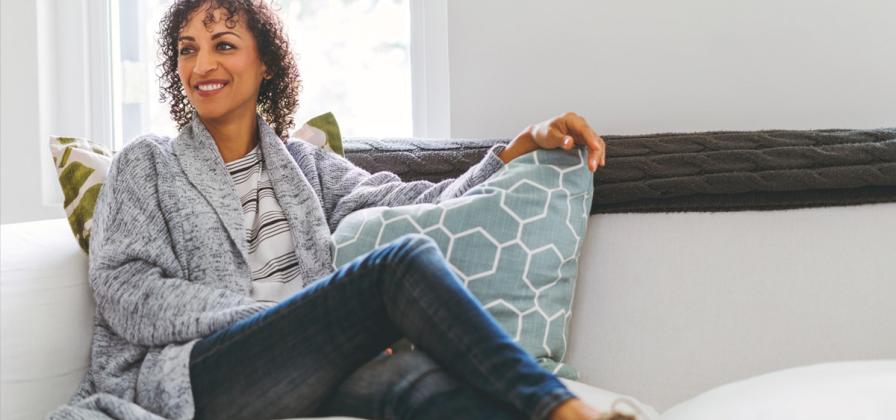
[189,234,575,420]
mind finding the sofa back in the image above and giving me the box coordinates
[566,202,896,410]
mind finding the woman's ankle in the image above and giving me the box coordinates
[546,397,602,420]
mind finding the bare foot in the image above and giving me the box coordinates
[547,397,602,420]
[548,397,637,420]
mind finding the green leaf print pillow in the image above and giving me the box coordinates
[332,147,595,379]
[48,136,115,253]
[291,112,344,156]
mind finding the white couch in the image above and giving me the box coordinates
[0,218,657,420]
[3,203,895,419]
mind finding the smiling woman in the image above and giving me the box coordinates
[159,0,298,153]
[46,1,613,419]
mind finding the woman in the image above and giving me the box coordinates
[51,1,619,419]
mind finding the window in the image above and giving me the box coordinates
[112,0,412,149]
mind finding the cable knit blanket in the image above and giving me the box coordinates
[344,128,896,213]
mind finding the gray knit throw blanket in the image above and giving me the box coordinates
[344,128,896,213]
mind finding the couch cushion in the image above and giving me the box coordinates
[661,361,896,420]
[0,218,93,419]
[332,147,594,379]
[565,202,896,410]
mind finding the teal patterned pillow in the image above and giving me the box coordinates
[332,147,594,378]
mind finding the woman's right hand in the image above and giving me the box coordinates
[499,112,607,173]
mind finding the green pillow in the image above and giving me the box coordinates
[332,147,595,378]
[48,136,115,252]
[49,113,343,253]
[291,112,344,156]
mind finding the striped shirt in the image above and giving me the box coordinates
[225,144,302,303]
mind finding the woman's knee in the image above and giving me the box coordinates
[395,233,437,253]
[388,233,441,266]
[376,233,454,298]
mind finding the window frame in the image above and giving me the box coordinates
[410,0,450,139]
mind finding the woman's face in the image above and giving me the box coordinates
[177,6,268,123]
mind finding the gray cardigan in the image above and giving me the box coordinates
[49,113,506,420]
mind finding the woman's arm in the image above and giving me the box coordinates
[291,112,606,231]
[290,141,508,231]
[89,142,270,347]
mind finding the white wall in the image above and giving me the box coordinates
[446,0,896,137]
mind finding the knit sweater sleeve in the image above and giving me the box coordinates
[291,142,507,231]
[88,140,270,347]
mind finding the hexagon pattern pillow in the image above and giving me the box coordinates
[332,147,595,378]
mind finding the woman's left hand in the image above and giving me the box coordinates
[499,112,606,172]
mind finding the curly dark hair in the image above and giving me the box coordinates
[157,0,300,140]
